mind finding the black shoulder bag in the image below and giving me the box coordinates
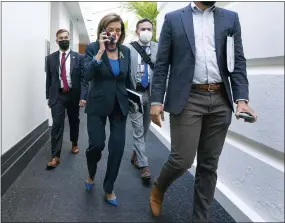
[130,41,154,70]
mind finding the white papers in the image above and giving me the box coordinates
[227,36,235,73]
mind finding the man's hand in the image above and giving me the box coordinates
[235,101,257,123]
[161,104,165,121]
[79,100,86,107]
[150,104,164,127]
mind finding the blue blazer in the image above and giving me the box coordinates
[150,5,249,114]
[83,41,131,116]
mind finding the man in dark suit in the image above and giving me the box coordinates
[46,29,88,169]
[149,2,257,221]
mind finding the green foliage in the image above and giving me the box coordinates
[121,2,159,42]
[124,20,128,31]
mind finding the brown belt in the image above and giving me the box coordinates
[191,83,223,92]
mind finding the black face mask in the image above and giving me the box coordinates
[200,1,216,7]
[58,40,70,51]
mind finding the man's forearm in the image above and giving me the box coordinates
[230,12,249,102]
[150,14,172,104]
[80,89,88,101]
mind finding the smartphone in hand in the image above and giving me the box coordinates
[238,112,256,123]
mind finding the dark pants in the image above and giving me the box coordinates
[50,91,80,157]
[155,87,232,222]
[86,97,127,194]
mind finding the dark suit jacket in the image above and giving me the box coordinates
[84,41,131,116]
[46,50,89,106]
[150,5,249,114]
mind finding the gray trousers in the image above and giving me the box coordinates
[155,87,232,222]
[129,89,151,168]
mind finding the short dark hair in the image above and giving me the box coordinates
[56,29,69,37]
[97,13,125,44]
[136,18,153,30]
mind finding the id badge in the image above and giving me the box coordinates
[140,64,145,73]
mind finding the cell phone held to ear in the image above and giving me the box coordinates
[238,112,256,122]
[102,28,115,42]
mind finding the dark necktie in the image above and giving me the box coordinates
[141,46,149,88]
[61,52,69,91]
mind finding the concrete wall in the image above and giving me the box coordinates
[48,2,82,126]
[72,25,80,53]
[2,2,51,154]
[0,2,2,153]
[152,2,284,222]
[1,1,85,154]
[124,13,138,44]
[59,3,80,53]
[50,2,80,54]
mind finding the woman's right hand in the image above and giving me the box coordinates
[99,31,110,52]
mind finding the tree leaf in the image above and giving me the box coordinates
[120,2,159,42]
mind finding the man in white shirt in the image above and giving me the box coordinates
[45,29,88,169]
[128,19,158,183]
[149,2,257,221]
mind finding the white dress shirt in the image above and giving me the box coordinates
[191,2,222,84]
[59,49,72,88]
[151,3,247,105]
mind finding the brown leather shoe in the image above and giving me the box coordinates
[71,144,79,154]
[141,167,151,180]
[150,184,164,216]
[131,151,139,169]
[47,157,60,169]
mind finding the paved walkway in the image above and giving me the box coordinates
[1,109,235,222]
